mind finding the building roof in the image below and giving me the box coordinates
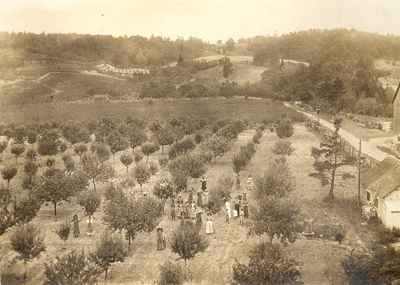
[392,81,400,104]
[364,157,400,199]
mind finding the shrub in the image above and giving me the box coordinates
[276,118,294,138]
[134,150,144,163]
[159,157,169,168]
[208,175,233,214]
[44,250,101,285]
[171,221,208,265]
[194,133,203,144]
[149,161,159,175]
[272,140,295,156]
[375,225,400,245]
[232,242,302,285]
[56,221,71,242]
[153,178,174,200]
[168,137,195,159]
[252,130,263,144]
[159,261,186,285]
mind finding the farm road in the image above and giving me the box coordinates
[284,102,394,162]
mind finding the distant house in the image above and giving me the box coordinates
[363,157,400,228]
[392,82,400,133]
[93,94,110,103]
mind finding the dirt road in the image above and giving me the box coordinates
[284,102,395,162]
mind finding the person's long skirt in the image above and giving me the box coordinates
[197,193,203,207]
[243,205,249,218]
[234,204,240,218]
[205,221,214,234]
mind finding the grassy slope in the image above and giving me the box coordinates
[0,98,302,124]
[195,62,267,86]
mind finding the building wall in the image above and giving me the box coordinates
[393,98,400,133]
[378,191,400,228]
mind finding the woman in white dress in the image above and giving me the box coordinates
[205,215,214,234]
[225,199,231,224]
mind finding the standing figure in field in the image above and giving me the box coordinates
[72,214,80,238]
[205,214,215,235]
[188,188,194,203]
[197,190,203,208]
[196,209,203,230]
[200,176,207,192]
[225,199,231,224]
[239,206,245,225]
[156,227,166,250]
[203,189,209,208]
[242,193,249,219]
[190,202,197,220]
[171,202,176,221]
[234,197,240,219]
[246,174,254,192]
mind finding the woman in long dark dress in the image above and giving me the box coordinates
[197,191,203,207]
[72,214,80,238]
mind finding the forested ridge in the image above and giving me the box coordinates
[246,29,400,116]
[0,32,211,67]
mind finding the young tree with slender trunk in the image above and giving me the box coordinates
[90,231,128,281]
[1,165,18,215]
[120,152,134,175]
[141,141,160,163]
[11,143,25,164]
[78,190,101,233]
[171,221,208,265]
[10,223,46,281]
[310,117,354,200]
[134,163,151,191]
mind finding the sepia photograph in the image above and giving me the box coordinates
[1,0,400,284]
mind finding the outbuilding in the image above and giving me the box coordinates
[363,157,400,228]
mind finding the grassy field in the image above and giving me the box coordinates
[0,121,374,284]
[196,62,267,85]
[0,98,303,124]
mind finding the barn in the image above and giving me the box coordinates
[363,157,400,228]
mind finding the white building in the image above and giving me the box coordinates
[364,157,400,228]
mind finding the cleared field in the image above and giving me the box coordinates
[196,63,267,85]
[0,98,303,124]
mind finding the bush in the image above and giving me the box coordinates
[56,221,71,242]
[208,175,233,214]
[159,157,169,168]
[252,130,263,144]
[168,137,195,159]
[375,225,400,245]
[149,161,159,175]
[194,133,203,144]
[232,242,302,285]
[159,261,186,285]
[272,140,294,156]
[44,250,101,285]
[276,118,294,138]
[134,150,144,163]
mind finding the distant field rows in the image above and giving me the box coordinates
[0,98,302,124]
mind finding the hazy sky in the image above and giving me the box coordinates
[0,0,399,42]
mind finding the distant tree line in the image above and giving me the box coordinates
[0,32,211,67]
[246,29,397,116]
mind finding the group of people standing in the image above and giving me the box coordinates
[156,174,254,250]
[169,176,213,233]
[224,192,249,225]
